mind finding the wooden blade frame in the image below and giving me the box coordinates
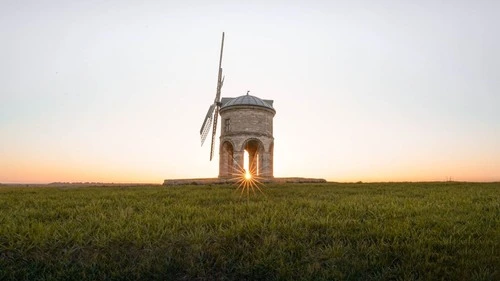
[210,32,225,161]
[200,104,215,146]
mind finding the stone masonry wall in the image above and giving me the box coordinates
[220,107,274,139]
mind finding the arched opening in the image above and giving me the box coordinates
[220,141,234,177]
[244,150,250,178]
[243,150,255,179]
[243,139,264,177]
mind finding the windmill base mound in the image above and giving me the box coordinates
[163,177,327,186]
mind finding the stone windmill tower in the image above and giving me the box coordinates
[218,93,275,178]
[199,33,276,179]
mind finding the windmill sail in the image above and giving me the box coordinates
[213,33,224,104]
[199,32,225,161]
[209,106,219,160]
[209,32,225,161]
[200,104,215,145]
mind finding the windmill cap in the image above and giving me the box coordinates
[220,94,275,112]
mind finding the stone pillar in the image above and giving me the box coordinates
[232,150,244,176]
[248,151,258,176]
[260,152,273,178]
[219,152,226,178]
[219,141,234,178]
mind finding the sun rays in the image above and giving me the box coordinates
[225,155,267,197]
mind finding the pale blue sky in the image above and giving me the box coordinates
[1,0,499,183]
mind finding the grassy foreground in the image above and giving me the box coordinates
[0,182,498,281]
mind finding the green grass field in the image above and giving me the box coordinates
[0,182,498,280]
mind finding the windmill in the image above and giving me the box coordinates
[200,32,225,161]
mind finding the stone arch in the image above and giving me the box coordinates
[242,138,265,176]
[219,141,234,178]
[241,138,266,152]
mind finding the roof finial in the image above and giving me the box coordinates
[247,90,250,95]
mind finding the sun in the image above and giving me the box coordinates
[226,160,265,197]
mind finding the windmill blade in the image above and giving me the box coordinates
[206,32,224,161]
[213,32,225,104]
[200,104,215,146]
[209,106,219,161]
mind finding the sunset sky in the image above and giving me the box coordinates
[1,0,499,183]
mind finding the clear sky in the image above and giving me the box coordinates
[1,0,499,183]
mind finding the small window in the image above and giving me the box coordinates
[224,118,231,132]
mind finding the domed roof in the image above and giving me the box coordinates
[221,94,275,112]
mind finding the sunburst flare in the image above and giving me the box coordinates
[226,156,266,197]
